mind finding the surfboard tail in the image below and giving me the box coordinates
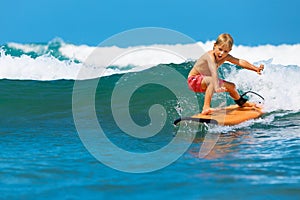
[174,117,218,125]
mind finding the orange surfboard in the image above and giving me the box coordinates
[174,104,263,126]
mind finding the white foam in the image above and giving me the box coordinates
[225,61,300,112]
[230,44,300,66]
[59,43,95,61]
[0,50,84,80]
[8,42,48,54]
[59,43,205,66]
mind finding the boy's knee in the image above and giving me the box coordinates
[231,82,236,89]
[226,82,236,90]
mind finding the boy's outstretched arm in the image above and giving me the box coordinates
[227,55,264,75]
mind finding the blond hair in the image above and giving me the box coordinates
[215,33,234,49]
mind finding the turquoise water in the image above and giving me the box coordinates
[0,42,300,199]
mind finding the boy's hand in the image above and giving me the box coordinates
[256,64,264,75]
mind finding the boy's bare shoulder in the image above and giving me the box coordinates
[197,51,212,62]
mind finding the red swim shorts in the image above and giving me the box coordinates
[188,75,205,92]
[187,75,224,93]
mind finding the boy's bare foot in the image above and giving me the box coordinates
[242,101,257,107]
[201,108,215,115]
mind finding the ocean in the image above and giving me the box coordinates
[1,38,300,199]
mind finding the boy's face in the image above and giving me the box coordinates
[213,44,231,61]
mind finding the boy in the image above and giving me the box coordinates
[188,33,264,115]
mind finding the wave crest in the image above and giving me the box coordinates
[1,39,299,80]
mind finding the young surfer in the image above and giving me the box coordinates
[188,33,264,115]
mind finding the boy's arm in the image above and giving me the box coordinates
[207,54,225,92]
[227,55,264,75]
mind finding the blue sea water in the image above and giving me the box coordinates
[0,40,300,199]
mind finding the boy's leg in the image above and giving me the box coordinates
[222,81,240,100]
[222,81,256,107]
[201,77,215,114]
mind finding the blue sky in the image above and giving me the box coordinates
[2,0,300,46]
